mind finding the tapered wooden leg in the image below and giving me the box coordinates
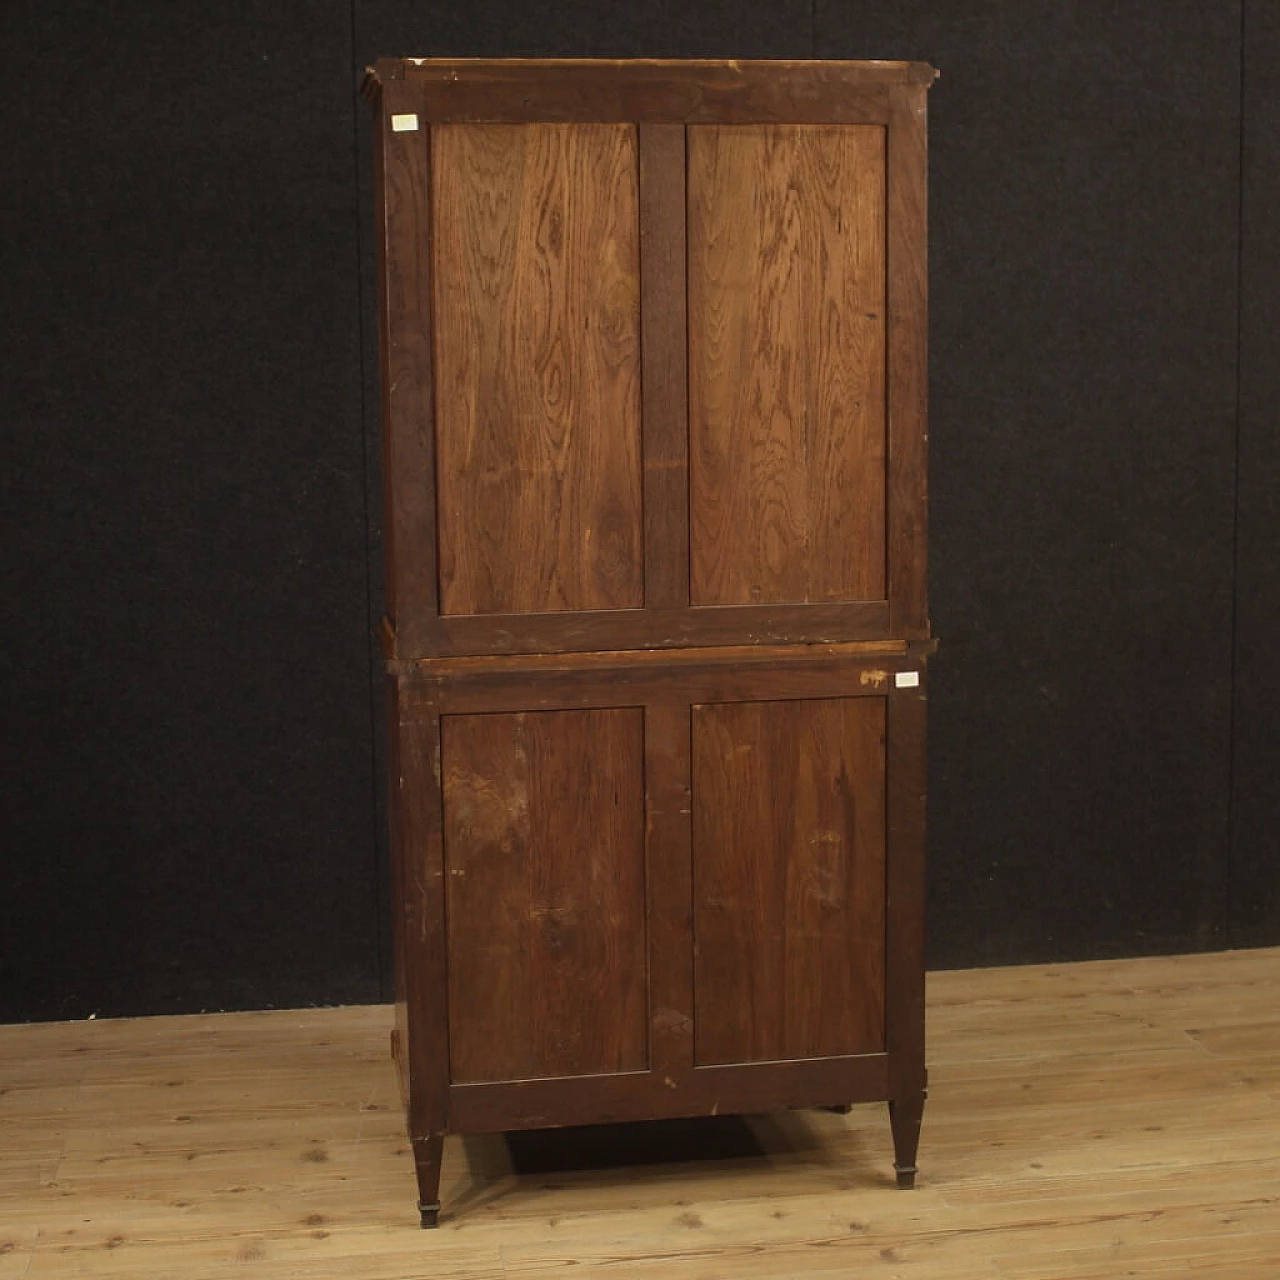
[412,1134,444,1228]
[889,1093,925,1188]
[886,688,928,1192]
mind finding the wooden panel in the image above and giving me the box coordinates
[432,123,643,616]
[688,125,887,607]
[692,697,887,1065]
[441,708,647,1083]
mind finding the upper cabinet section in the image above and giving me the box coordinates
[367,60,935,659]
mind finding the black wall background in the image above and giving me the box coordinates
[2,3,1275,1022]
[1234,2,1280,948]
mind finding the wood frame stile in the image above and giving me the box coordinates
[363,58,937,1227]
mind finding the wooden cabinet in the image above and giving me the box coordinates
[365,58,936,1227]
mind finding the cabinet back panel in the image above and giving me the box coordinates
[442,707,647,1082]
[432,124,644,616]
[692,696,887,1064]
[688,125,887,606]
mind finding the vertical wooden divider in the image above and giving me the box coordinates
[639,124,690,609]
[644,702,695,1072]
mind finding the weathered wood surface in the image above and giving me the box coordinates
[3,949,1277,1275]
[688,125,887,607]
[441,708,647,1083]
[432,123,644,617]
[692,697,887,1063]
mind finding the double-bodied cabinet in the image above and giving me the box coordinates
[364,58,937,1226]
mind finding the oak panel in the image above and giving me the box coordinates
[441,708,647,1083]
[432,124,643,616]
[688,125,887,607]
[692,697,887,1065]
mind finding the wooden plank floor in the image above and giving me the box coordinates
[2,949,1278,1278]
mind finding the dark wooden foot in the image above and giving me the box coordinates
[823,1104,854,1115]
[412,1133,444,1228]
[889,1092,925,1190]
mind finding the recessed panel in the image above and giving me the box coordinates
[692,697,887,1064]
[433,123,644,616]
[688,124,887,606]
[442,708,647,1083]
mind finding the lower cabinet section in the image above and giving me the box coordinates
[386,644,928,1226]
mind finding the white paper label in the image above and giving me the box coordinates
[391,113,420,132]
[894,670,921,689]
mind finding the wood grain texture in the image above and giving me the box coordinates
[367,63,937,1226]
[886,680,928,1120]
[639,124,690,609]
[432,123,643,617]
[376,85,438,653]
[441,708,647,1084]
[886,681,928,1180]
[372,58,929,124]
[689,125,887,607]
[401,648,926,718]
[4,948,1278,1272]
[423,599,891,656]
[644,703,694,1072]
[398,637,914,678]
[449,1054,888,1132]
[385,676,410,1116]
[886,86,930,636]
[386,686,448,1156]
[692,697,888,1065]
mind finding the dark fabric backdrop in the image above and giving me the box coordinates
[3,2,1274,1021]
[1233,1,1280,948]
